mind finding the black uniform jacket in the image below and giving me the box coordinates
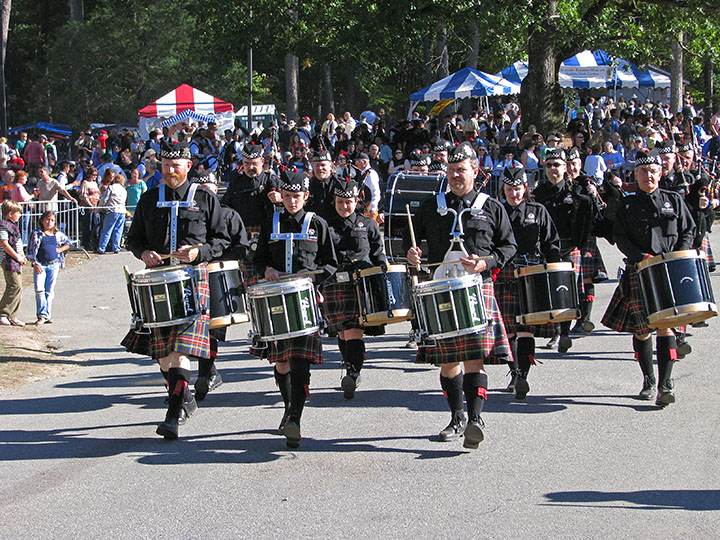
[127,180,230,264]
[503,200,561,265]
[614,187,696,265]
[220,204,250,261]
[403,189,517,281]
[327,210,386,271]
[307,174,342,221]
[220,169,279,228]
[532,177,594,252]
[255,207,338,280]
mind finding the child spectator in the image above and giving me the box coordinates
[0,200,27,326]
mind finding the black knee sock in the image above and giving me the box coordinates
[584,284,595,320]
[463,372,488,421]
[274,365,291,409]
[633,336,654,380]
[656,335,677,387]
[198,358,216,378]
[345,339,365,374]
[167,367,191,416]
[507,336,517,372]
[289,358,311,422]
[440,373,464,413]
[560,321,571,337]
[337,337,346,360]
[517,336,535,375]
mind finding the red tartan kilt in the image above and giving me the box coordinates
[580,237,607,278]
[701,235,715,266]
[121,263,212,359]
[416,280,511,365]
[601,266,652,335]
[564,247,585,296]
[320,278,362,332]
[250,332,323,364]
[494,278,555,338]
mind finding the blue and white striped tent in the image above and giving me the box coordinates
[161,108,217,128]
[410,67,521,102]
[497,50,671,89]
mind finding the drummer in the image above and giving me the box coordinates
[405,142,517,449]
[408,149,431,172]
[321,179,386,399]
[307,147,342,221]
[494,166,561,400]
[253,169,338,448]
[193,170,249,401]
[601,151,695,407]
[122,140,231,439]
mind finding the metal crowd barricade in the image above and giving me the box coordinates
[18,199,87,255]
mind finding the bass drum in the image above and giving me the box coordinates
[384,170,446,262]
[637,249,717,329]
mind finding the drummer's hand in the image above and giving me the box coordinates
[141,250,163,267]
[407,247,422,266]
[700,195,710,209]
[268,190,282,204]
[172,245,199,263]
[712,199,719,209]
[377,212,385,224]
[460,254,488,274]
[265,267,282,281]
[586,183,598,197]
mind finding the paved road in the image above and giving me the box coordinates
[2,233,720,539]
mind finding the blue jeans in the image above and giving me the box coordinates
[34,261,60,319]
[97,212,125,253]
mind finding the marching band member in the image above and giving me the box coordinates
[253,169,338,448]
[322,180,387,399]
[307,148,342,221]
[495,166,561,399]
[122,140,231,439]
[405,142,516,449]
[601,151,695,407]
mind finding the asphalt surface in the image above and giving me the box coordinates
[1,232,720,539]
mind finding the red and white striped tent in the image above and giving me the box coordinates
[137,84,235,139]
[138,84,234,118]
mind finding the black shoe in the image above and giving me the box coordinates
[592,271,609,283]
[514,372,530,400]
[656,380,676,408]
[570,321,584,334]
[638,375,656,400]
[462,417,485,449]
[438,412,466,442]
[582,320,595,335]
[692,320,709,328]
[195,371,223,401]
[558,336,573,354]
[283,420,301,448]
[278,408,291,433]
[178,393,197,426]
[545,334,560,350]
[676,339,692,359]
[709,264,716,273]
[341,372,360,399]
[505,370,517,393]
[156,413,179,439]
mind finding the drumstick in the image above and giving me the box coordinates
[256,268,325,284]
[160,244,204,261]
[426,256,494,268]
[122,265,132,284]
[406,204,421,272]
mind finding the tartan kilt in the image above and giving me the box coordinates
[416,281,511,365]
[320,277,362,332]
[121,263,212,359]
[563,247,585,297]
[494,277,555,338]
[581,237,608,278]
[240,226,261,286]
[701,234,715,267]
[601,265,652,335]
[249,332,323,364]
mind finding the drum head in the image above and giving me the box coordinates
[358,264,408,278]
[131,265,194,285]
[515,262,573,278]
[638,249,705,272]
[208,259,241,273]
[247,276,314,298]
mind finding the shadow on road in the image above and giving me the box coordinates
[542,489,720,511]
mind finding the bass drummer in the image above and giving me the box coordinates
[405,142,516,449]
[321,179,386,399]
[494,166,561,400]
[253,169,338,448]
[601,151,695,407]
[122,140,231,440]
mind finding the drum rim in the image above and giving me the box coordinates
[207,259,241,272]
[358,264,408,277]
[647,303,717,328]
[637,249,706,271]
[515,262,574,277]
[413,273,484,295]
[359,309,414,326]
[131,265,194,284]
[209,312,250,329]
[142,313,201,329]
[247,276,314,297]
[422,323,489,341]
[516,308,580,325]
[255,326,320,342]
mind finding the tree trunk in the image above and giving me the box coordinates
[0,0,10,134]
[519,0,564,135]
[68,0,83,22]
[285,53,299,121]
[670,33,684,114]
[345,63,356,114]
[436,22,449,79]
[465,20,479,69]
[704,54,714,113]
[422,34,433,87]
[322,62,334,115]
[315,70,322,123]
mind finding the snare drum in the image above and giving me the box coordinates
[129,265,200,328]
[207,260,250,329]
[355,264,414,326]
[515,262,580,325]
[413,274,488,340]
[247,277,320,341]
[637,249,717,329]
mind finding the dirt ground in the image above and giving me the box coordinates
[0,250,91,392]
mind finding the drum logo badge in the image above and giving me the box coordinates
[556,285,569,293]
[385,280,397,306]
[300,296,312,325]
[680,276,694,283]
[468,291,482,322]
[183,285,194,313]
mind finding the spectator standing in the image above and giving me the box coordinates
[0,200,27,326]
[96,173,127,254]
[125,168,147,214]
[78,166,100,248]
[0,137,9,168]
[36,167,74,213]
[23,135,47,182]
[14,132,28,157]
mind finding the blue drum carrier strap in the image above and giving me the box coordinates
[157,182,199,265]
[270,211,316,274]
